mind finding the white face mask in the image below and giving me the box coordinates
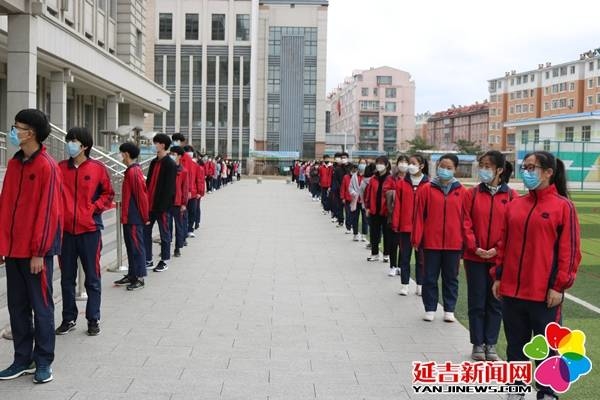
[397,162,409,173]
[334,157,341,163]
[169,154,177,161]
[186,152,194,158]
[341,158,348,164]
[376,164,386,173]
[173,140,181,147]
[407,164,420,175]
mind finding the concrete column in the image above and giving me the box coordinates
[107,95,120,132]
[50,71,68,131]
[6,14,37,154]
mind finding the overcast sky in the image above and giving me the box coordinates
[326,0,600,114]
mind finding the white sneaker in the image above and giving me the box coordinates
[331,217,337,223]
[382,255,390,263]
[352,235,359,241]
[387,268,397,277]
[443,312,456,322]
[367,254,380,262]
[399,285,409,296]
[423,312,435,322]
[187,232,196,238]
[345,229,352,234]
[361,236,368,242]
[322,210,327,215]
[416,285,422,296]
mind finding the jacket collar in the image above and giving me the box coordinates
[530,184,559,199]
[477,182,510,194]
[431,177,462,192]
[13,145,44,164]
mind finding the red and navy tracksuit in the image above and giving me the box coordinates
[194,162,206,229]
[121,163,150,280]
[205,161,215,192]
[145,155,177,263]
[365,173,392,257]
[171,165,189,252]
[0,146,63,369]
[390,175,417,281]
[187,160,206,233]
[491,184,581,398]
[347,174,368,236]
[340,173,352,230]
[319,164,332,212]
[330,164,346,223]
[462,183,517,347]
[412,179,466,313]
[59,157,114,324]
[180,154,197,234]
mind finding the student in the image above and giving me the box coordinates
[462,151,517,361]
[387,155,409,277]
[169,146,189,258]
[330,153,348,227]
[491,151,581,400]
[340,162,354,234]
[298,162,306,190]
[182,145,200,237]
[401,154,429,296]
[319,155,333,215]
[359,162,376,247]
[348,159,369,241]
[145,134,177,272]
[205,157,215,193]
[412,153,466,322]
[0,109,62,384]
[114,142,150,291]
[309,162,321,201]
[57,127,115,337]
[193,152,206,230]
[365,156,392,263]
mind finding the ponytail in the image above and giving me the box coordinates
[501,161,513,184]
[553,158,569,198]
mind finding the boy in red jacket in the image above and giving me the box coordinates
[113,142,150,290]
[57,127,115,337]
[0,109,62,384]
[169,146,190,258]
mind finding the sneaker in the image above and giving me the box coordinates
[382,255,390,263]
[416,285,422,296]
[153,260,168,272]
[113,275,132,286]
[485,344,500,361]
[361,235,367,242]
[145,261,154,270]
[32,365,53,384]
[366,254,380,262]
[388,268,398,277]
[471,345,486,361]
[174,248,181,257]
[365,243,371,249]
[322,210,328,215]
[345,229,352,234]
[398,285,409,296]
[126,279,145,291]
[423,312,435,322]
[352,234,359,241]
[187,232,196,238]
[87,320,100,336]
[194,223,200,230]
[336,222,344,228]
[443,312,456,323]
[331,217,337,223]
[0,362,36,380]
[55,320,76,335]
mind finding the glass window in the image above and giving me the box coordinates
[185,14,199,40]
[135,30,143,58]
[588,79,594,89]
[219,101,227,128]
[385,102,396,112]
[268,65,280,94]
[384,116,397,128]
[219,56,228,85]
[589,62,594,71]
[212,14,226,40]
[243,98,250,127]
[207,56,216,85]
[507,133,515,146]
[243,59,250,86]
[193,56,202,86]
[303,65,316,95]
[233,99,240,128]
[373,88,378,96]
[180,55,190,87]
[521,130,529,144]
[233,58,241,85]
[206,102,215,127]
[236,14,250,41]
[588,96,593,106]
[159,13,172,40]
[565,127,574,142]
[376,76,392,85]
[385,88,396,98]
[166,55,175,86]
[582,126,591,142]
[192,100,201,128]
[361,88,368,96]
[180,101,189,128]
[154,54,163,85]
[534,129,539,143]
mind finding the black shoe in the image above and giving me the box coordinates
[126,279,145,291]
[194,224,199,230]
[114,275,132,286]
[153,260,168,272]
[174,248,181,257]
[55,320,76,335]
[87,320,100,336]
[145,261,154,270]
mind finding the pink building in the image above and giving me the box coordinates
[327,66,416,155]
[426,103,490,151]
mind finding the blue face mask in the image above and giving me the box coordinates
[8,126,21,147]
[66,141,83,158]
[358,163,366,173]
[437,167,454,181]
[522,169,541,190]
[478,168,495,184]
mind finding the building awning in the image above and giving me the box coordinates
[504,111,600,128]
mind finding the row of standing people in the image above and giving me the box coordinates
[295,150,581,400]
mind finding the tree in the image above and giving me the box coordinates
[407,136,434,154]
[454,139,482,155]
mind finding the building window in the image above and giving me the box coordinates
[212,14,226,41]
[543,139,551,151]
[166,55,175,86]
[154,55,163,85]
[135,30,143,58]
[373,88,378,96]
[588,79,594,89]
[545,71,550,79]
[530,104,534,112]
[588,96,593,106]
[531,74,535,82]
[207,56,216,85]
[219,56,228,85]
[565,127,574,142]
[236,14,250,41]
[534,129,540,143]
[597,93,600,104]
[569,99,574,108]
[267,64,280,94]
[159,13,172,40]
[385,102,396,112]
[361,87,368,96]
[582,125,591,142]
[589,62,594,71]
[218,101,227,128]
[521,130,529,144]
[498,81,502,89]
[569,82,575,91]
[570,65,575,74]
[376,76,392,85]
[304,65,317,95]
[544,102,549,111]
[385,88,396,98]
[185,14,199,40]
[507,133,516,146]
[384,116,397,128]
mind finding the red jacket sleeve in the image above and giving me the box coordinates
[552,200,582,292]
[93,165,115,213]
[134,168,150,224]
[31,160,64,257]
[490,208,509,281]
[462,188,478,252]
[197,164,206,197]
[411,184,427,249]
[181,169,190,206]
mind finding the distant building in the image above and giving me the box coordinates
[426,102,489,151]
[415,112,431,140]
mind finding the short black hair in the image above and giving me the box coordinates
[14,109,51,143]
[119,142,140,159]
[171,133,186,142]
[439,153,459,168]
[323,154,330,159]
[183,145,194,153]
[153,133,171,150]
[66,127,93,157]
[170,146,184,156]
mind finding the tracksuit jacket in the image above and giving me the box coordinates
[146,155,178,212]
[390,176,416,233]
[121,163,150,225]
[318,164,332,188]
[364,174,393,217]
[174,165,190,207]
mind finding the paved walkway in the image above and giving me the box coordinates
[1,179,499,400]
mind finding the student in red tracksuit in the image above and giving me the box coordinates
[319,155,333,215]
[195,156,206,229]
[113,142,150,291]
[57,127,114,337]
[340,166,353,234]
[169,146,189,258]
[412,153,466,322]
[182,145,200,235]
[462,150,517,362]
[365,156,392,263]
[205,157,215,193]
[0,109,62,384]
[491,151,581,400]
[386,155,409,277]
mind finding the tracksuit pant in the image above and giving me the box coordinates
[320,187,330,211]
[389,231,401,269]
[422,249,461,312]
[502,296,561,398]
[206,176,212,192]
[195,198,201,228]
[344,203,352,230]
[187,198,198,233]
[144,210,172,262]
[399,233,422,285]
[350,206,369,236]
[60,230,102,323]
[123,224,146,280]
[170,206,187,251]
[330,190,343,223]
[369,214,391,256]
[310,183,320,199]
[464,260,502,346]
[5,257,55,368]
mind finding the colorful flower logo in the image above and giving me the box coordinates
[523,322,592,393]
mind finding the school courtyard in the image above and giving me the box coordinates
[0,179,597,399]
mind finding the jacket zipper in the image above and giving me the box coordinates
[515,193,538,296]
[442,194,447,248]
[486,194,494,249]
[73,167,79,234]
[7,166,26,257]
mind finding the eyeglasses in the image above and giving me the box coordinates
[519,164,542,172]
[11,125,30,132]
